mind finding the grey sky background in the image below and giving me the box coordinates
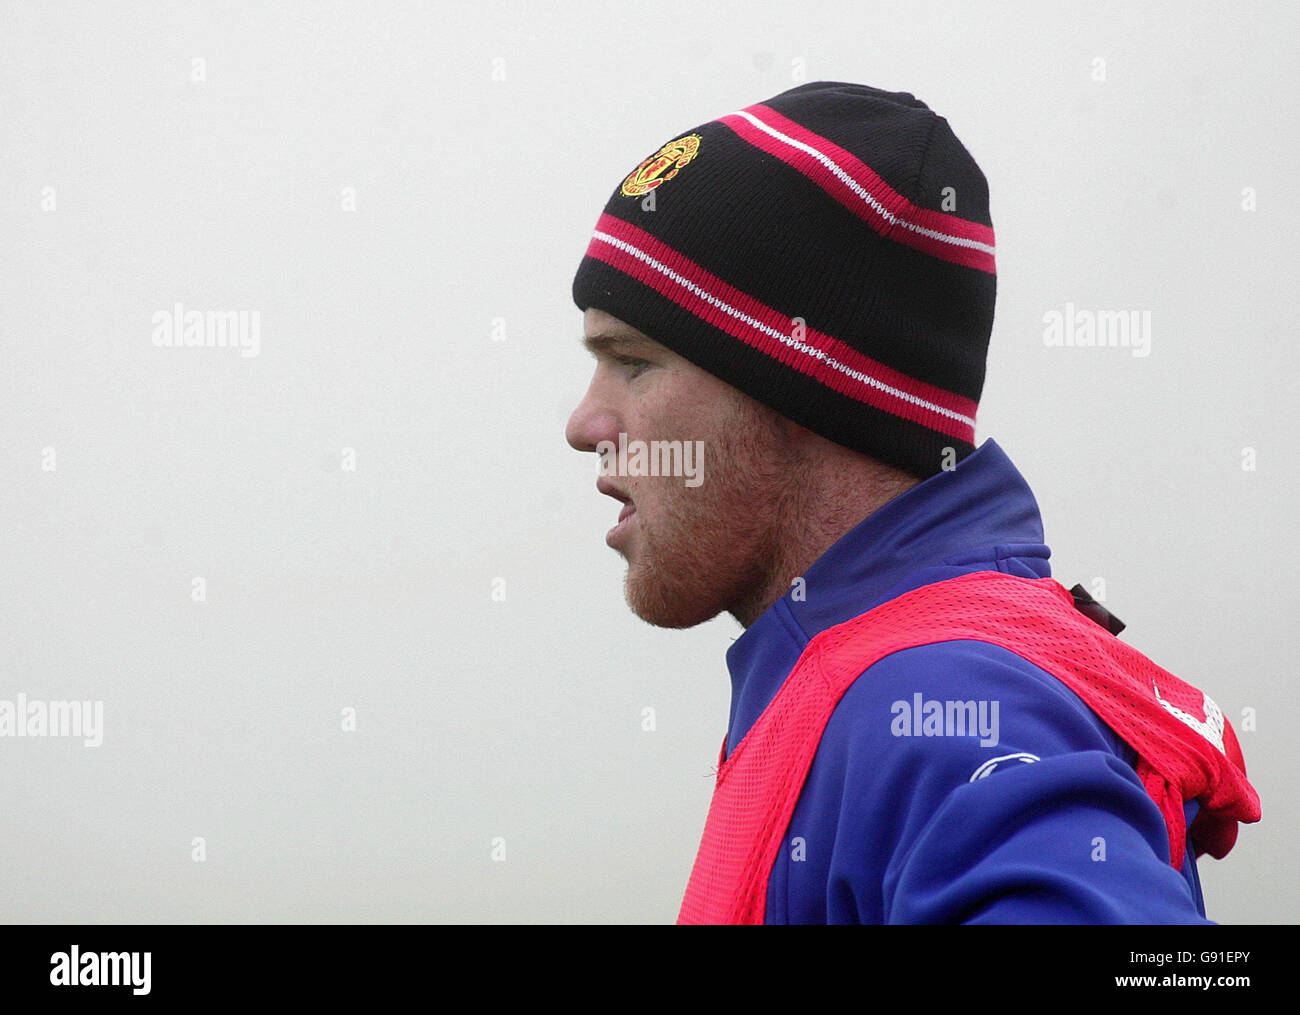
[1,0,1295,923]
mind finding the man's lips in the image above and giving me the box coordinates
[597,478,632,509]
[597,479,636,544]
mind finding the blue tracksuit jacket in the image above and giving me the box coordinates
[723,438,1214,924]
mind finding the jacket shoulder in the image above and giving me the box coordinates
[785,640,1206,923]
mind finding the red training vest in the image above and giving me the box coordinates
[676,571,1260,925]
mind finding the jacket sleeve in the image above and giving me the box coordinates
[882,748,1211,924]
[783,639,1213,924]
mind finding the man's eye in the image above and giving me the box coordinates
[615,356,649,378]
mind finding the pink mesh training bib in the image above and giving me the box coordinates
[676,571,1260,925]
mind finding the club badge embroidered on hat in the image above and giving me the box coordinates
[620,133,703,197]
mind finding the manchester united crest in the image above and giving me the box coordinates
[620,133,703,198]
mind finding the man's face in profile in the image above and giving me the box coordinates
[566,308,803,628]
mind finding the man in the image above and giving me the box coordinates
[565,81,1259,924]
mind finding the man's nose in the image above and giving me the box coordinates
[565,380,619,454]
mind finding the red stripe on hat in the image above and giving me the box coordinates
[584,213,977,442]
[718,104,996,274]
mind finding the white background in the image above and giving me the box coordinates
[1,0,1295,923]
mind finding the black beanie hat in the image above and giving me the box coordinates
[571,81,996,479]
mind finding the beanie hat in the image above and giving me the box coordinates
[571,81,996,479]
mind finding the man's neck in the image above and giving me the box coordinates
[729,462,920,628]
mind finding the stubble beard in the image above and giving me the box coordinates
[622,400,807,629]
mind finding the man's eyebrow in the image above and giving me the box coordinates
[581,332,657,355]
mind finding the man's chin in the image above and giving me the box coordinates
[623,567,724,629]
